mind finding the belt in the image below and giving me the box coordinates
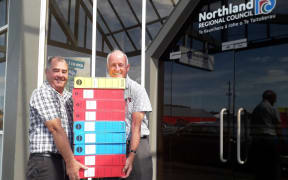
[30,152,63,159]
[127,136,148,144]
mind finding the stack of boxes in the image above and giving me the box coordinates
[72,77,127,179]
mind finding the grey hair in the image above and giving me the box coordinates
[106,50,129,66]
[46,56,67,70]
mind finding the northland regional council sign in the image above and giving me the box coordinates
[198,0,277,34]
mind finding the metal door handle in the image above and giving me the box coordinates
[220,108,228,163]
[237,108,247,164]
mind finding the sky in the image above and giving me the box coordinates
[164,43,288,113]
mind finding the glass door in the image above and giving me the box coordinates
[158,50,236,180]
[158,44,288,180]
[233,44,288,180]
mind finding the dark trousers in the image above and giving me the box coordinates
[101,138,153,180]
[126,138,153,180]
[250,136,281,180]
[26,154,69,180]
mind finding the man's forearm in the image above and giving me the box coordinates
[51,126,75,164]
[129,112,145,155]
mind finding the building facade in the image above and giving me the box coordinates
[1,0,288,180]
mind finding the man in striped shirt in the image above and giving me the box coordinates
[26,56,86,180]
[107,50,153,180]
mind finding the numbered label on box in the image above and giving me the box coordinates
[74,154,126,166]
[74,144,126,155]
[73,89,124,100]
[74,111,125,121]
[74,132,126,144]
[73,121,126,133]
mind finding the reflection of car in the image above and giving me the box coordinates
[163,105,217,125]
[161,109,288,177]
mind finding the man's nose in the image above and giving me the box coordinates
[115,65,121,71]
[57,71,65,77]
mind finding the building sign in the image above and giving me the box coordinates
[198,0,277,34]
[222,38,247,51]
[170,47,214,71]
[65,57,91,92]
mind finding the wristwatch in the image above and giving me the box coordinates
[129,149,137,154]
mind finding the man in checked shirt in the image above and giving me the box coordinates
[26,56,87,180]
[106,50,153,180]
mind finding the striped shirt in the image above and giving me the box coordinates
[29,81,73,153]
[125,76,152,140]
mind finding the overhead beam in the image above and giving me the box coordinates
[108,0,138,50]
[149,0,164,24]
[126,0,153,41]
[97,9,123,50]
[49,0,78,46]
[80,0,114,50]
[105,17,167,36]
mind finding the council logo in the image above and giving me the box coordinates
[255,0,276,15]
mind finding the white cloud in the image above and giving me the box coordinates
[249,56,273,63]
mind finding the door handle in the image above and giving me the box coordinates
[220,108,228,163]
[237,108,247,165]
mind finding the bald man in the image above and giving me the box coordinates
[106,50,153,180]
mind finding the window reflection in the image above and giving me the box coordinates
[0,0,7,27]
[0,33,6,131]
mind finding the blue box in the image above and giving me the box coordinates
[74,143,126,155]
[74,132,126,144]
[73,121,126,133]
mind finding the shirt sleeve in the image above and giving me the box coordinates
[30,89,60,122]
[133,86,152,113]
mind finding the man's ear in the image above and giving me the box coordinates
[127,64,130,72]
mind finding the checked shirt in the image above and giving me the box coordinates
[29,81,73,153]
[125,76,152,140]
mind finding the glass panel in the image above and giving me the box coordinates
[147,22,162,39]
[270,0,288,38]
[159,0,288,180]
[48,0,92,91]
[160,51,234,180]
[98,0,123,32]
[0,33,6,131]
[128,27,141,50]
[0,0,7,27]
[49,15,68,43]
[151,0,174,18]
[110,0,138,27]
[146,0,160,22]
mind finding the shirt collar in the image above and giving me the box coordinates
[125,75,132,89]
[43,80,68,97]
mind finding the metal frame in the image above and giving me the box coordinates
[47,0,176,57]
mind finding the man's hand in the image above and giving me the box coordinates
[121,153,136,178]
[66,158,88,180]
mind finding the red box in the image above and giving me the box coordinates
[74,111,125,121]
[79,165,125,178]
[74,99,125,111]
[75,154,126,166]
[73,89,124,100]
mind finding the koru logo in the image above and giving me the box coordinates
[76,79,82,85]
[255,0,276,15]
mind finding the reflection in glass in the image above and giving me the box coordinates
[0,33,6,130]
[0,62,5,130]
[159,0,288,179]
[0,0,7,27]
